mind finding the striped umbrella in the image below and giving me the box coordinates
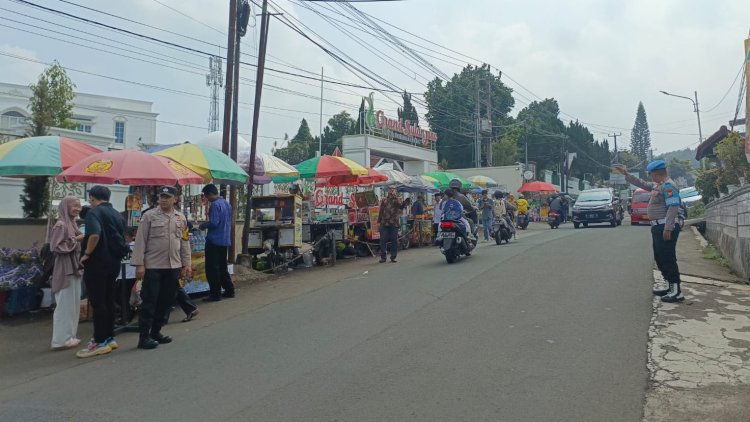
[468,175,499,188]
[295,155,368,179]
[422,171,473,189]
[0,135,101,176]
[152,142,249,185]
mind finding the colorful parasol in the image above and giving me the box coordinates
[518,181,559,193]
[56,149,204,185]
[295,155,368,179]
[151,142,249,185]
[0,135,102,177]
[468,175,498,188]
[321,168,387,187]
[374,163,412,186]
[396,176,440,193]
[239,151,299,183]
[422,171,473,189]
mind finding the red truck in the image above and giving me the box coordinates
[630,188,650,225]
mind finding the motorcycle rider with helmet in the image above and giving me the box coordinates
[448,179,478,239]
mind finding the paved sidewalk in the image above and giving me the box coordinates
[644,227,750,422]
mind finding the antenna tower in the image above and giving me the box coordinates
[206,56,223,132]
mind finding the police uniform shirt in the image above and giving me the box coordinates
[131,207,191,270]
[625,175,680,229]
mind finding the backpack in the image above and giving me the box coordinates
[90,206,129,261]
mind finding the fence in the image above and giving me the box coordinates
[704,185,750,280]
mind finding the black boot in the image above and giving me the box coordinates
[652,283,670,297]
[151,330,172,344]
[138,335,159,349]
[661,283,685,303]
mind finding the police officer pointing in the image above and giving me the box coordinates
[614,161,684,303]
[131,186,192,349]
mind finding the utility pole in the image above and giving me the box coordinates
[485,66,492,166]
[474,73,481,168]
[242,0,270,253]
[206,56,223,132]
[608,132,621,164]
[221,0,238,158]
[319,67,324,156]
[694,91,703,145]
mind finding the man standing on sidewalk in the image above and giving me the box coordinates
[377,186,410,263]
[615,161,684,303]
[478,190,495,242]
[77,186,126,358]
[200,184,235,301]
[131,186,192,349]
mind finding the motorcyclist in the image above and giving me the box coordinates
[549,194,564,224]
[448,179,478,233]
[442,189,473,240]
[516,194,529,215]
[493,191,516,236]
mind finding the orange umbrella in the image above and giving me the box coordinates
[518,181,559,193]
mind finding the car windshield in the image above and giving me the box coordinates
[681,188,699,198]
[577,192,611,202]
[633,192,651,203]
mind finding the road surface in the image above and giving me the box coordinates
[0,222,655,421]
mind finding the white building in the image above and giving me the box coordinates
[0,82,158,149]
[0,82,159,217]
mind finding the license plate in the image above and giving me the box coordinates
[587,214,597,219]
[440,232,455,238]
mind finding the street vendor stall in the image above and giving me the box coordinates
[246,194,302,272]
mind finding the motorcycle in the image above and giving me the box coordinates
[492,216,513,245]
[516,213,529,230]
[438,219,476,263]
[548,211,561,229]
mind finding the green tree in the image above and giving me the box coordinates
[491,126,520,166]
[714,131,750,189]
[397,90,419,125]
[274,119,315,165]
[516,99,566,171]
[630,102,652,162]
[21,62,76,218]
[695,167,720,203]
[565,121,610,180]
[666,158,695,187]
[425,64,514,168]
[320,111,356,155]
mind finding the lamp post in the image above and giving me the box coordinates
[659,90,704,168]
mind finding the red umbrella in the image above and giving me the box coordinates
[57,149,204,185]
[518,181,559,193]
[319,168,387,187]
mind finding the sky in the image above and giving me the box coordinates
[0,0,748,159]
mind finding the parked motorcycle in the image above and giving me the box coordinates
[492,216,513,245]
[516,213,529,230]
[438,219,476,263]
[548,211,561,229]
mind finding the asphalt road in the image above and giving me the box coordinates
[0,222,655,422]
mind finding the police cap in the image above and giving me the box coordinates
[646,160,667,172]
[157,186,177,197]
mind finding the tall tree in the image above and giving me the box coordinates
[397,90,419,125]
[425,64,514,168]
[21,62,76,218]
[630,102,652,163]
[516,98,566,171]
[273,119,315,165]
[320,111,356,155]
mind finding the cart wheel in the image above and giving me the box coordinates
[400,236,410,250]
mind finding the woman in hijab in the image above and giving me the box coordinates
[49,196,85,350]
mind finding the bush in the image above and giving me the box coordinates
[688,202,705,219]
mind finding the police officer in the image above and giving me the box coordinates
[614,161,684,303]
[131,186,192,349]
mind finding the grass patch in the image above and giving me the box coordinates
[703,244,731,269]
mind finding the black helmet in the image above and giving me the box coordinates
[448,179,462,190]
[493,191,503,199]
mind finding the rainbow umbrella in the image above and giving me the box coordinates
[295,155,368,179]
[320,168,388,187]
[151,142,249,185]
[57,149,204,185]
[422,171,473,189]
[0,135,102,176]
[468,175,498,188]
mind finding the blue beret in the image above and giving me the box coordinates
[646,160,667,172]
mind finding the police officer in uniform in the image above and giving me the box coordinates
[615,160,684,302]
[131,186,192,349]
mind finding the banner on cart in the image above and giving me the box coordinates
[314,188,345,208]
[369,207,380,240]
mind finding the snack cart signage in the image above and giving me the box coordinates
[314,188,345,208]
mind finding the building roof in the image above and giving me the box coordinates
[695,125,729,160]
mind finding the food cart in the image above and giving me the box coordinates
[246,194,303,271]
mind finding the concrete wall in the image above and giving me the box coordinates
[0,219,48,249]
[705,185,750,280]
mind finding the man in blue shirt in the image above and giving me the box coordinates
[199,184,235,302]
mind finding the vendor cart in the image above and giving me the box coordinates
[246,194,303,272]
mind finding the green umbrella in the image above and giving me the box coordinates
[422,171,473,189]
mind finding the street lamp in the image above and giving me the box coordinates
[659,90,704,155]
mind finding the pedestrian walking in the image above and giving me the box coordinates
[432,192,443,242]
[131,186,192,349]
[199,184,235,302]
[77,186,127,358]
[615,161,684,302]
[377,186,410,263]
[478,190,495,241]
[49,196,84,351]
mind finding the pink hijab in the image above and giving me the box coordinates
[57,196,82,239]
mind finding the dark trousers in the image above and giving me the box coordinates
[205,241,234,299]
[175,287,197,316]
[652,224,681,284]
[83,260,119,343]
[139,269,180,336]
[379,226,399,260]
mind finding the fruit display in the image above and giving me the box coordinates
[0,244,43,292]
